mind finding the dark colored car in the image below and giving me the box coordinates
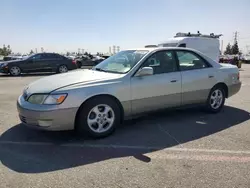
[0,53,77,76]
[75,55,106,68]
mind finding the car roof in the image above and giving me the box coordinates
[126,47,193,52]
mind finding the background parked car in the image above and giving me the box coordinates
[3,55,23,61]
[75,55,106,68]
[0,53,77,76]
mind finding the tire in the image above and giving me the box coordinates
[57,65,68,73]
[77,61,82,68]
[75,96,121,138]
[9,66,21,76]
[205,86,225,113]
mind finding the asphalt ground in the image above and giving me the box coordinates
[1,65,250,188]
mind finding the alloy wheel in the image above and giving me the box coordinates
[10,66,21,76]
[87,104,115,133]
[59,65,68,73]
[210,89,223,109]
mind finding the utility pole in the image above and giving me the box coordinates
[233,31,238,44]
[221,40,223,54]
[116,46,120,53]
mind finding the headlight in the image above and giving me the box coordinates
[27,94,67,105]
[43,94,67,104]
[28,94,48,104]
[0,63,8,67]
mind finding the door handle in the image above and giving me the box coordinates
[208,75,214,78]
[170,79,178,83]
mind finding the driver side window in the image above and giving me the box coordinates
[141,51,178,74]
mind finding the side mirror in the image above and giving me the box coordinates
[135,67,153,77]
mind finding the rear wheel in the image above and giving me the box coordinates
[9,66,21,76]
[76,97,121,138]
[58,65,68,73]
[205,86,225,113]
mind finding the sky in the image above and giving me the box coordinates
[1,0,250,54]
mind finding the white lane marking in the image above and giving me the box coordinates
[148,153,250,163]
[1,140,250,155]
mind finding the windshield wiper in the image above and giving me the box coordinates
[94,67,124,74]
[94,68,107,72]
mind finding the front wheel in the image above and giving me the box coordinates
[75,97,121,138]
[205,86,225,113]
[9,66,21,76]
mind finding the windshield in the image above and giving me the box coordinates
[93,50,149,73]
[22,54,33,60]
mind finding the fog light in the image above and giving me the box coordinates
[38,120,52,127]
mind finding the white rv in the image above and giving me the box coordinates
[158,32,222,62]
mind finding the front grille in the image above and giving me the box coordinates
[19,115,27,124]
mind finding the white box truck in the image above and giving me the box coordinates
[157,32,222,63]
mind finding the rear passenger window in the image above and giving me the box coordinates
[176,51,208,71]
[49,54,63,60]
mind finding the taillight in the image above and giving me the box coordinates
[72,60,76,64]
[237,72,240,80]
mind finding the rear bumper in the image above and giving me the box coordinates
[17,95,78,131]
[228,82,241,97]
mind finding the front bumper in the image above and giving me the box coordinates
[228,82,242,97]
[17,95,78,131]
[0,66,9,73]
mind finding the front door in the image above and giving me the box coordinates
[175,50,217,105]
[130,50,182,115]
[21,54,44,72]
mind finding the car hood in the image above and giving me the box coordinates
[25,69,123,94]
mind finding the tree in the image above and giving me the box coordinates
[231,41,239,55]
[29,50,34,55]
[0,44,12,56]
[224,43,232,55]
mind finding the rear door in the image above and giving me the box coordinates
[43,53,62,71]
[175,50,217,105]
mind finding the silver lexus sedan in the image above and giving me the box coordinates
[17,47,241,137]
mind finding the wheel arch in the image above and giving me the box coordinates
[212,82,229,98]
[74,94,124,127]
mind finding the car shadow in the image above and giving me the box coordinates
[0,106,249,173]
